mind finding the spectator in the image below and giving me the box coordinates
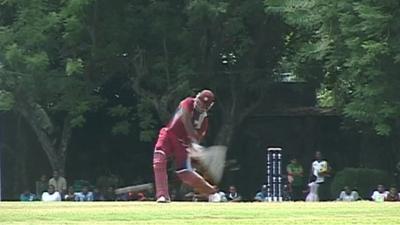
[35,174,48,197]
[309,151,331,200]
[136,192,147,201]
[208,186,227,202]
[125,191,147,201]
[371,185,388,202]
[183,191,208,202]
[64,186,76,201]
[286,157,304,201]
[20,189,36,201]
[116,193,128,201]
[385,187,400,202]
[337,186,360,201]
[48,170,67,195]
[74,186,94,201]
[103,186,116,201]
[282,184,292,201]
[183,191,197,201]
[169,186,178,201]
[93,188,105,201]
[226,185,242,202]
[41,185,61,201]
[254,185,268,202]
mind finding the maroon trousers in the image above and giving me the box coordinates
[153,128,216,200]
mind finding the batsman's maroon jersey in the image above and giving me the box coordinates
[167,97,208,142]
[155,97,208,167]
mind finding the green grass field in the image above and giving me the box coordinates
[0,201,399,224]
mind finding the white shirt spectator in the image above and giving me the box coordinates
[48,171,67,193]
[208,191,227,202]
[371,191,388,202]
[337,191,360,201]
[312,160,328,183]
[41,191,61,201]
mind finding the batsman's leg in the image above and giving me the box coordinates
[153,150,170,201]
[176,169,217,195]
[173,140,216,195]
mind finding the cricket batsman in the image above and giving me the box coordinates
[153,89,217,203]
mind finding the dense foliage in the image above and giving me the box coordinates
[266,0,400,135]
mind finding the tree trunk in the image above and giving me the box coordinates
[14,115,28,197]
[214,120,235,146]
[15,101,71,173]
[213,77,265,147]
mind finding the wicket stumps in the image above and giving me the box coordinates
[266,147,283,202]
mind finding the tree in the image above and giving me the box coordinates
[0,0,290,175]
[184,0,288,145]
[107,0,289,146]
[0,0,103,172]
[266,0,400,136]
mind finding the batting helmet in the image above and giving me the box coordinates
[195,89,215,112]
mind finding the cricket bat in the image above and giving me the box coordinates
[188,144,227,184]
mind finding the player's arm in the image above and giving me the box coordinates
[180,107,200,143]
[328,163,332,174]
[197,117,208,142]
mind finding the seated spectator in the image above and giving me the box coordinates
[127,192,135,201]
[183,191,196,201]
[371,184,388,202]
[254,185,268,202]
[385,187,400,202]
[93,188,105,201]
[169,187,178,201]
[226,185,242,202]
[35,174,48,197]
[183,191,208,202]
[208,186,227,202]
[337,186,360,201]
[136,192,147,201]
[64,186,76,201]
[103,186,116,201]
[20,189,36,201]
[124,191,147,201]
[41,185,61,201]
[74,186,94,201]
[116,193,128,201]
[48,170,67,196]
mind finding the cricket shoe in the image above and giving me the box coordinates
[156,196,171,203]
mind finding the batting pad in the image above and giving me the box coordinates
[188,144,227,184]
[176,169,216,195]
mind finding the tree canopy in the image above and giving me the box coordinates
[266,0,400,135]
[0,0,104,171]
[0,0,288,172]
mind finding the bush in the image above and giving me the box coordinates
[330,168,394,199]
